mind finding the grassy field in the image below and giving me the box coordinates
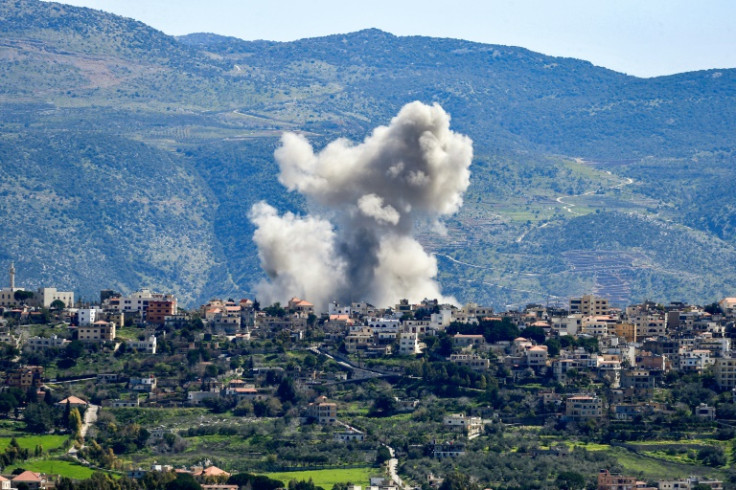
[0,434,68,452]
[264,467,375,489]
[109,407,211,427]
[605,446,727,480]
[5,459,96,480]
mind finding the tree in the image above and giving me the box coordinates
[369,393,397,417]
[264,303,286,318]
[65,341,84,359]
[697,446,726,467]
[287,480,324,490]
[13,290,34,304]
[277,377,297,404]
[555,471,586,489]
[227,473,283,490]
[523,326,546,344]
[307,313,317,327]
[0,393,20,415]
[703,303,722,315]
[376,445,392,465]
[545,337,561,357]
[69,407,83,440]
[50,299,66,310]
[166,473,202,490]
[24,403,54,433]
[439,472,481,490]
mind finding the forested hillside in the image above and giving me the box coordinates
[1,0,735,307]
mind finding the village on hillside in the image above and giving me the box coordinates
[2,262,736,490]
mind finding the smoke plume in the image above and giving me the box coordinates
[250,101,473,310]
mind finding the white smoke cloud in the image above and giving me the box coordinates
[251,101,473,309]
[249,202,346,309]
[357,194,400,225]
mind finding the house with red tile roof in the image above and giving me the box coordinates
[12,470,46,490]
[56,395,89,408]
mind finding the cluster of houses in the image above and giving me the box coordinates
[3,261,736,488]
[5,283,736,421]
[597,470,723,490]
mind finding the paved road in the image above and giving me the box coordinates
[385,444,411,490]
[80,404,98,439]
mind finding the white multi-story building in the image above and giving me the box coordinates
[398,331,421,355]
[127,335,157,354]
[25,335,70,352]
[77,308,101,326]
[552,314,582,336]
[430,308,453,331]
[106,289,175,314]
[328,302,351,316]
[526,345,549,367]
[443,413,483,439]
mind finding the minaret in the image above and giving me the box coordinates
[9,262,15,290]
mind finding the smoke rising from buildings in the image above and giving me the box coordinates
[250,101,473,310]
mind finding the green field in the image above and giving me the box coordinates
[264,467,375,489]
[5,459,96,480]
[0,434,68,452]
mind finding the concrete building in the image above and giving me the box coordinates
[0,264,74,309]
[398,331,421,355]
[452,334,486,349]
[335,427,365,442]
[597,470,656,490]
[6,366,44,390]
[77,308,99,326]
[526,345,549,367]
[305,395,337,424]
[565,395,603,419]
[659,477,723,489]
[107,289,176,316]
[25,335,70,352]
[570,295,609,316]
[443,413,483,439]
[432,442,465,459]
[146,298,177,326]
[77,320,116,342]
[127,335,157,354]
[33,287,74,309]
[614,323,637,342]
[129,376,157,392]
[448,354,490,372]
[715,357,736,389]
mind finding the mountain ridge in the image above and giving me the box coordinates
[1,0,735,307]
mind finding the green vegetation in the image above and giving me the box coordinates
[264,467,374,489]
[5,459,97,480]
[0,434,68,452]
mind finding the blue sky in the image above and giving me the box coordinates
[54,0,736,78]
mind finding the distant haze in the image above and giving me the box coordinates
[52,0,736,78]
